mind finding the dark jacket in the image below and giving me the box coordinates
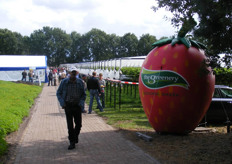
[56,77,86,108]
[48,72,53,79]
[22,71,27,78]
[87,76,101,93]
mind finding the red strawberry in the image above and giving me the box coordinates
[139,28,215,134]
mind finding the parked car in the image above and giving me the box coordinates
[201,85,232,124]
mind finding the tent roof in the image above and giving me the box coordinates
[0,55,47,67]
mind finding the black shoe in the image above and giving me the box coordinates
[68,143,75,150]
[88,112,91,114]
[82,110,86,113]
[75,138,79,144]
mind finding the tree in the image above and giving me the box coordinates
[51,28,72,66]
[153,0,232,67]
[21,36,31,55]
[1,27,172,65]
[29,26,72,66]
[138,34,157,56]
[0,29,25,55]
[83,28,113,61]
[69,31,83,63]
[29,28,47,55]
[107,34,121,59]
[119,33,138,57]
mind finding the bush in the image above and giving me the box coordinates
[121,67,141,81]
[214,68,232,86]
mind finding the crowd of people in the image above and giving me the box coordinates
[47,67,67,86]
[21,67,106,150]
[21,67,105,114]
[53,67,105,113]
[21,67,67,84]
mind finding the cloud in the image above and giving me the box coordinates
[0,0,176,38]
[32,0,100,11]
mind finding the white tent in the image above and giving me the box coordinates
[0,55,48,82]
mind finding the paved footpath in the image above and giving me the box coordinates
[13,85,160,164]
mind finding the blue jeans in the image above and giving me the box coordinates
[97,92,105,108]
[88,89,103,113]
[29,77,33,83]
[22,77,26,81]
[100,92,105,108]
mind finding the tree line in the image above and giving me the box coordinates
[0,27,158,66]
[1,0,231,67]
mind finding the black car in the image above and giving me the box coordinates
[201,85,232,124]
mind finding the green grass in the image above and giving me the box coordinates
[0,81,42,156]
[85,83,153,131]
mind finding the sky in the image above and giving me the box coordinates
[0,0,176,39]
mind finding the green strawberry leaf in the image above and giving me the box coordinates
[189,40,207,50]
[189,39,200,48]
[179,37,191,48]
[196,41,207,49]
[152,38,172,47]
[171,38,179,46]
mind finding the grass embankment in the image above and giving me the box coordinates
[85,82,153,131]
[0,81,42,156]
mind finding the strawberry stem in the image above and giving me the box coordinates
[152,17,206,49]
[178,17,197,38]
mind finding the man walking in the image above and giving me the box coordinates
[48,70,53,86]
[57,69,86,150]
[87,71,104,114]
[21,70,27,81]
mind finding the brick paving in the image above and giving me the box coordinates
[13,85,160,164]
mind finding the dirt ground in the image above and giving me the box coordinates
[119,127,232,164]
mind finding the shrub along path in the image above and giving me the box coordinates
[10,85,159,164]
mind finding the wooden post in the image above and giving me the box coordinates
[110,82,112,106]
[119,83,121,110]
[114,83,116,109]
[134,85,136,98]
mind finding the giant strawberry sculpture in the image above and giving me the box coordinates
[139,24,215,134]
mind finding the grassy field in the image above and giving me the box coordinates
[0,81,42,156]
[85,82,153,131]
